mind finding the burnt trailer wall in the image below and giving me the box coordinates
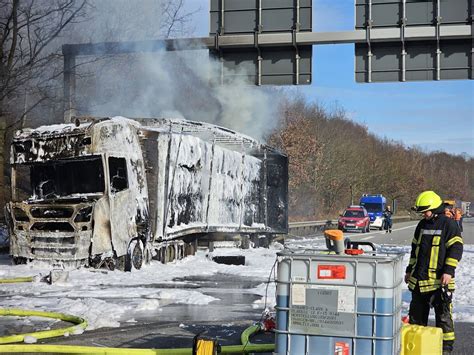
[141,128,285,241]
[165,134,213,234]
[138,118,288,241]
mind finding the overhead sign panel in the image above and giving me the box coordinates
[210,0,312,34]
[210,0,312,85]
[355,0,471,27]
[212,46,312,85]
[355,0,473,82]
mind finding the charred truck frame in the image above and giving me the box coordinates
[6,117,288,270]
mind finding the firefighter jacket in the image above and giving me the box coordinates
[406,214,463,293]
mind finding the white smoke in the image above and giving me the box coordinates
[70,0,279,140]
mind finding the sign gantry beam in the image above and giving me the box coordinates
[62,25,471,55]
[62,24,471,118]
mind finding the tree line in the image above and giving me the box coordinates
[268,96,473,221]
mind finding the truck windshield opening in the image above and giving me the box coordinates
[18,157,105,200]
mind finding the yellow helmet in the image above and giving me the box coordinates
[413,191,443,212]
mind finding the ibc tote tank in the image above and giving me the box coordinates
[275,249,404,355]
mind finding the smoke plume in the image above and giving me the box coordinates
[70,0,279,140]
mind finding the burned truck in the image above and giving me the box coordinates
[6,117,288,270]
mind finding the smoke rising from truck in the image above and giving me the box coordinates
[71,0,278,141]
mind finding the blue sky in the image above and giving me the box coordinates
[186,0,473,156]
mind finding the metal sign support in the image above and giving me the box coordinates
[435,0,442,81]
[401,0,407,82]
[471,1,474,79]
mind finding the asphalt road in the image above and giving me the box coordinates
[7,217,474,354]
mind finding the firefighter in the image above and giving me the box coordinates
[405,191,463,355]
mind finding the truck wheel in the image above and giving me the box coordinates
[152,247,162,262]
[185,242,195,257]
[164,245,175,264]
[250,234,259,248]
[241,235,250,249]
[125,240,144,271]
[259,235,271,248]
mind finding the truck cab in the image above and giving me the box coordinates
[359,194,386,230]
[7,118,149,270]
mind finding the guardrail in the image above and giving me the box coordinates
[288,215,413,237]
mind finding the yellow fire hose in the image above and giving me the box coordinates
[0,308,274,354]
[0,308,88,344]
[0,276,34,283]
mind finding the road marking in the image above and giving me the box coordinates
[359,223,417,240]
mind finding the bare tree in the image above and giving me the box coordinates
[0,0,90,127]
[1,0,198,127]
[160,0,198,39]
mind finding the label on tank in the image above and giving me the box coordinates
[317,264,346,279]
[289,285,356,336]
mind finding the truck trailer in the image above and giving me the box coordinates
[6,117,288,270]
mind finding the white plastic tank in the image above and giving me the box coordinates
[275,249,404,355]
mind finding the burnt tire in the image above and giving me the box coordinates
[241,235,250,250]
[185,242,195,257]
[164,245,175,264]
[125,240,144,272]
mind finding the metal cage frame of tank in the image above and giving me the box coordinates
[275,249,404,355]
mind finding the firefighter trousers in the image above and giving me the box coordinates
[408,287,455,351]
